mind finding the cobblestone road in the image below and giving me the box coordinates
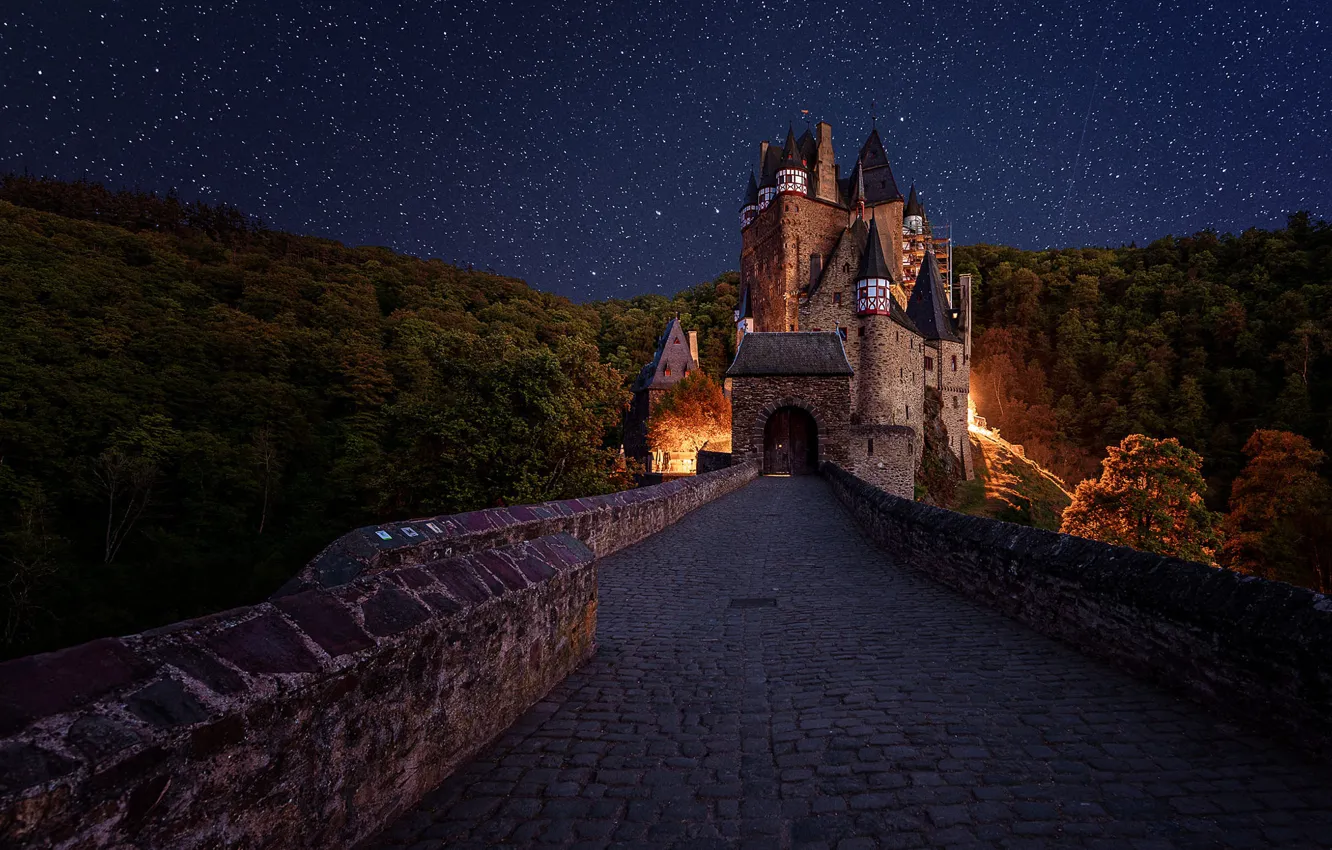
[370,476,1332,849]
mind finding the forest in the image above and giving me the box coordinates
[1,175,1328,658]
[956,217,1332,505]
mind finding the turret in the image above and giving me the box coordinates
[739,172,759,229]
[776,128,808,196]
[904,185,924,234]
[734,285,754,347]
[855,217,893,315]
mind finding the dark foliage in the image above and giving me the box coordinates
[0,177,629,658]
[957,214,1332,506]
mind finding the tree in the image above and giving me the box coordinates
[1223,430,1332,592]
[1060,435,1222,564]
[647,372,732,456]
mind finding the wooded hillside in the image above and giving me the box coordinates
[0,177,629,658]
[956,216,1332,505]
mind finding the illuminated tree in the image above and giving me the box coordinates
[647,372,732,455]
[1060,435,1222,564]
[1223,430,1331,592]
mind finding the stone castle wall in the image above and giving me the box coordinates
[846,424,916,499]
[730,375,851,471]
[928,338,971,477]
[740,195,845,333]
[823,462,1332,756]
[0,465,759,849]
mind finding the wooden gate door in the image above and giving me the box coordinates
[763,408,793,474]
[788,410,812,475]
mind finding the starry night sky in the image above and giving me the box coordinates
[2,1,1328,301]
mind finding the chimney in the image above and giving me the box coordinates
[688,331,699,366]
[814,121,837,203]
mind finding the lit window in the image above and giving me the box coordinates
[664,366,671,377]
[673,338,680,344]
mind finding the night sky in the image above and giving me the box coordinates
[2,1,1328,301]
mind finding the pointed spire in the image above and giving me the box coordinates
[780,126,804,170]
[905,185,924,218]
[858,127,890,171]
[906,251,962,342]
[853,158,866,219]
[856,217,893,281]
[743,172,759,207]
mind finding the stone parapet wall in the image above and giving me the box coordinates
[696,450,732,473]
[287,461,760,592]
[0,534,597,849]
[822,462,1332,756]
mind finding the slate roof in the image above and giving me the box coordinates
[780,128,804,169]
[760,145,782,186]
[905,252,961,342]
[857,216,893,280]
[857,128,904,203]
[797,129,817,164]
[905,185,924,218]
[726,332,854,377]
[634,317,700,391]
[742,172,759,207]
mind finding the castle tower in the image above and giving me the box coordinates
[739,172,759,229]
[907,251,973,479]
[776,128,809,196]
[904,185,924,233]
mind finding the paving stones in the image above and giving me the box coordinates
[366,476,1332,849]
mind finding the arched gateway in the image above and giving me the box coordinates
[725,332,854,475]
[763,406,818,474]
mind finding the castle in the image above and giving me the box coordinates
[727,120,975,495]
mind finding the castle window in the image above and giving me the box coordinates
[673,338,680,344]
[924,356,934,371]
[899,367,903,379]
[906,405,910,420]
[833,292,841,306]
[952,355,958,371]
[664,366,671,377]
[952,395,958,408]
[868,438,874,456]
[789,324,794,331]
[858,327,864,338]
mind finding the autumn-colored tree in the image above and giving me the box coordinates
[646,372,732,455]
[1060,435,1222,564]
[1222,430,1332,592]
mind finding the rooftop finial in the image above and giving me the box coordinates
[871,100,877,129]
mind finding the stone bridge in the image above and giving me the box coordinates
[3,466,1331,849]
[366,476,1332,849]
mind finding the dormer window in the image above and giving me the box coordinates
[664,366,671,377]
